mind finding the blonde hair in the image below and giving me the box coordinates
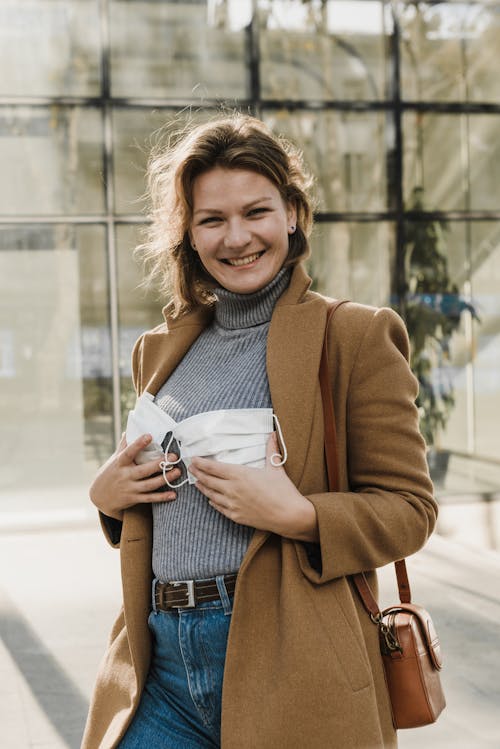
[137,114,315,318]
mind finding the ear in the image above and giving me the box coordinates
[187,230,197,251]
[286,203,297,233]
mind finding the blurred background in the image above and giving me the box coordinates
[0,0,499,548]
[0,2,499,748]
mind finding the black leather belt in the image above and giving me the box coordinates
[154,573,237,610]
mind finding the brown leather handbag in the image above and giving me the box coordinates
[320,301,446,729]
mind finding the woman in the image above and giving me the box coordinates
[82,115,437,749]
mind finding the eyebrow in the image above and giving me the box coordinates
[193,196,274,216]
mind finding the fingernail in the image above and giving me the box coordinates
[167,492,176,500]
[167,453,177,462]
[143,434,152,444]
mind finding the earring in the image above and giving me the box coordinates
[288,225,296,234]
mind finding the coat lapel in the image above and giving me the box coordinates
[241,265,330,573]
[267,266,328,490]
[139,306,214,397]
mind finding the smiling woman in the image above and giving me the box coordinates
[135,115,314,318]
[189,167,296,294]
[82,114,437,749]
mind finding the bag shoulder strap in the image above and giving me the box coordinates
[319,300,412,614]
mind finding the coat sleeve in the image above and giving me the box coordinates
[300,306,437,584]
[96,333,147,547]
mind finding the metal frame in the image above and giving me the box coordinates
[1,0,499,449]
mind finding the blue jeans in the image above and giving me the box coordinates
[117,576,233,748]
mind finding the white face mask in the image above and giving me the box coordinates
[166,408,287,486]
[125,396,287,486]
[125,392,177,465]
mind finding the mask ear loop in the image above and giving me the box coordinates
[270,414,288,467]
[159,433,189,488]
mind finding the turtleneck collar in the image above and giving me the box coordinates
[213,267,292,330]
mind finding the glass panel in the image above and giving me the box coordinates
[264,109,390,212]
[465,3,500,102]
[399,1,500,103]
[403,218,500,502]
[113,107,216,215]
[470,222,500,463]
[404,112,500,213]
[308,221,393,306]
[469,115,500,212]
[0,0,101,97]
[402,219,470,459]
[0,224,113,514]
[110,0,250,99]
[259,0,390,101]
[116,224,162,428]
[403,112,465,211]
[0,107,104,216]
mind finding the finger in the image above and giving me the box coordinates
[118,434,153,466]
[266,431,284,468]
[118,432,127,450]
[190,456,235,479]
[196,480,228,507]
[132,455,179,480]
[137,490,177,503]
[137,470,181,493]
[190,465,228,494]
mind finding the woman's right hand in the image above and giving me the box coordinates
[89,433,180,521]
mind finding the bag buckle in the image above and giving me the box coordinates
[379,620,403,654]
[172,579,196,608]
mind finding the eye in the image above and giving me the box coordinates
[248,207,270,217]
[199,216,222,225]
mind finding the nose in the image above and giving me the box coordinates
[223,218,251,250]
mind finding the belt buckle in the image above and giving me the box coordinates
[172,579,196,609]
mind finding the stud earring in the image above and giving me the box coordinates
[288,225,296,234]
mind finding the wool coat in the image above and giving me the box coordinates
[82,263,437,749]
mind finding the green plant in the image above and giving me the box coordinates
[400,187,478,447]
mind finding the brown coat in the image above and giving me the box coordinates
[82,264,437,749]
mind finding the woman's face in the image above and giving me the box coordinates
[189,167,297,295]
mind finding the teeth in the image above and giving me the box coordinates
[225,252,262,267]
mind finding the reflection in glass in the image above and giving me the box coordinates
[402,219,472,460]
[469,222,500,461]
[259,0,390,101]
[308,221,392,307]
[404,112,500,212]
[113,107,216,214]
[0,107,104,216]
[403,112,465,211]
[264,109,389,212]
[0,224,112,509]
[469,116,500,212]
[110,0,250,99]
[399,1,500,103]
[0,0,101,97]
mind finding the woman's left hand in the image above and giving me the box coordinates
[189,433,319,542]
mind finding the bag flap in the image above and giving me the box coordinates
[382,603,443,670]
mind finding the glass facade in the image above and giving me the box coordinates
[1,1,499,544]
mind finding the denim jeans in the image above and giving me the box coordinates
[117,576,233,748]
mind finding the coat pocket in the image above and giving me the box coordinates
[304,578,372,693]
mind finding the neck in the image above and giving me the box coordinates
[214,267,292,330]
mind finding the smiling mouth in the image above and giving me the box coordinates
[221,251,265,267]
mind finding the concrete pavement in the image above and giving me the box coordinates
[0,523,499,748]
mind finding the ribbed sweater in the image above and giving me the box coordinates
[152,268,291,582]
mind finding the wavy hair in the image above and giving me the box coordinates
[137,114,315,318]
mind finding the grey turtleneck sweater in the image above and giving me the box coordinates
[152,268,291,582]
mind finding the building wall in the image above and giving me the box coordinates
[0,1,499,526]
